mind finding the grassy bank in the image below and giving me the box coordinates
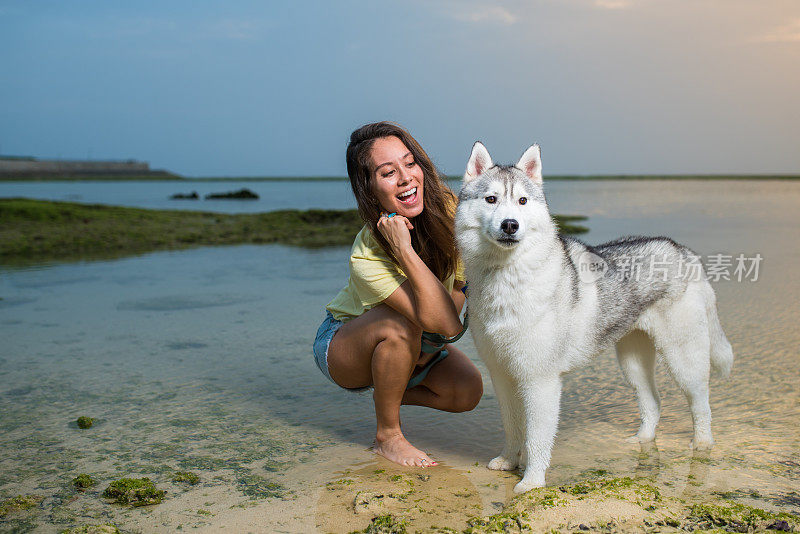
[0,199,589,265]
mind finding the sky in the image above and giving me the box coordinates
[1,0,799,177]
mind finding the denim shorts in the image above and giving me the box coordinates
[312,311,449,390]
[313,311,343,384]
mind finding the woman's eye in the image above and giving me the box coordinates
[485,196,496,204]
[406,161,416,167]
[382,170,395,178]
[519,197,527,205]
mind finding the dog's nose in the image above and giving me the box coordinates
[501,219,519,235]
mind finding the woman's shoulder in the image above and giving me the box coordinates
[351,224,386,258]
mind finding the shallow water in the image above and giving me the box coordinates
[1,180,798,532]
[0,179,357,213]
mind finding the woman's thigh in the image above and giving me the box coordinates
[327,304,421,389]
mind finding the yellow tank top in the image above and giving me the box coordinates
[326,225,465,322]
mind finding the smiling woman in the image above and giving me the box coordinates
[312,122,483,468]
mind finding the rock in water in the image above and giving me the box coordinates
[169,191,199,200]
[205,188,259,200]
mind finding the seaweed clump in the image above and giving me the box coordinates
[76,416,94,429]
[355,514,408,533]
[0,494,44,517]
[687,501,797,532]
[72,474,97,490]
[171,471,200,485]
[101,478,165,506]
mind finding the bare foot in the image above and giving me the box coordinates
[373,432,437,467]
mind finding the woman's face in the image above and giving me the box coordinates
[369,136,424,218]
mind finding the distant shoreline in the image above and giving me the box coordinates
[1,174,799,182]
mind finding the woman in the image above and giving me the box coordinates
[313,122,483,467]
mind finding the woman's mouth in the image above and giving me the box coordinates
[396,187,418,205]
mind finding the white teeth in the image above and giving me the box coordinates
[398,187,416,199]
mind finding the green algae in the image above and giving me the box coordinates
[235,474,288,499]
[0,494,44,517]
[71,474,97,490]
[559,476,661,502]
[177,455,238,471]
[687,501,798,531]
[352,513,408,534]
[464,474,800,533]
[59,525,120,534]
[326,478,355,490]
[76,416,94,429]
[465,510,529,533]
[101,478,165,506]
[172,471,200,485]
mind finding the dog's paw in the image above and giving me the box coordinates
[691,438,714,451]
[487,455,518,471]
[513,477,545,494]
[625,431,655,444]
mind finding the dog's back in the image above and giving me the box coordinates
[560,234,703,350]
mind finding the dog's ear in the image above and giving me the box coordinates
[516,144,542,184]
[465,141,493,183]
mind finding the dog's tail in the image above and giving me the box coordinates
[705,284,734,377]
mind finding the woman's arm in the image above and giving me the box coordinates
[378,215,464,337]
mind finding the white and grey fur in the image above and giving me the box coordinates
[455,142,733,493]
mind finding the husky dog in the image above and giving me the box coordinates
[455,142,733,493]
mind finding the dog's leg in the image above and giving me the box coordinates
[514,374,562,493]
[485,362,523,471]
[616,330,660,443]
[664,344,714,451]
[657,292,715,451]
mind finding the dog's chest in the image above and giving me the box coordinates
[468,267,561,353]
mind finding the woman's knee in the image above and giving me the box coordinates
[453,372,483,412]
[376,307,422,352]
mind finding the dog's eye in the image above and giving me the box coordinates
[485,196,496,204]
[519,197,527,205]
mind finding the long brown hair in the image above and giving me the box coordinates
[346,121,458,282]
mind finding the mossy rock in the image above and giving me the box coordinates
[102,477,165,506]
[72,473,97,490]
[172,471,200,485]
[76,416,94,429]
[0,494,44,517]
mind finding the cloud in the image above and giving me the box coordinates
[753,18,800,43]
[452,6,517,25]
[593,0,634,9]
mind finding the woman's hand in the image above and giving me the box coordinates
[377,213,414,254]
